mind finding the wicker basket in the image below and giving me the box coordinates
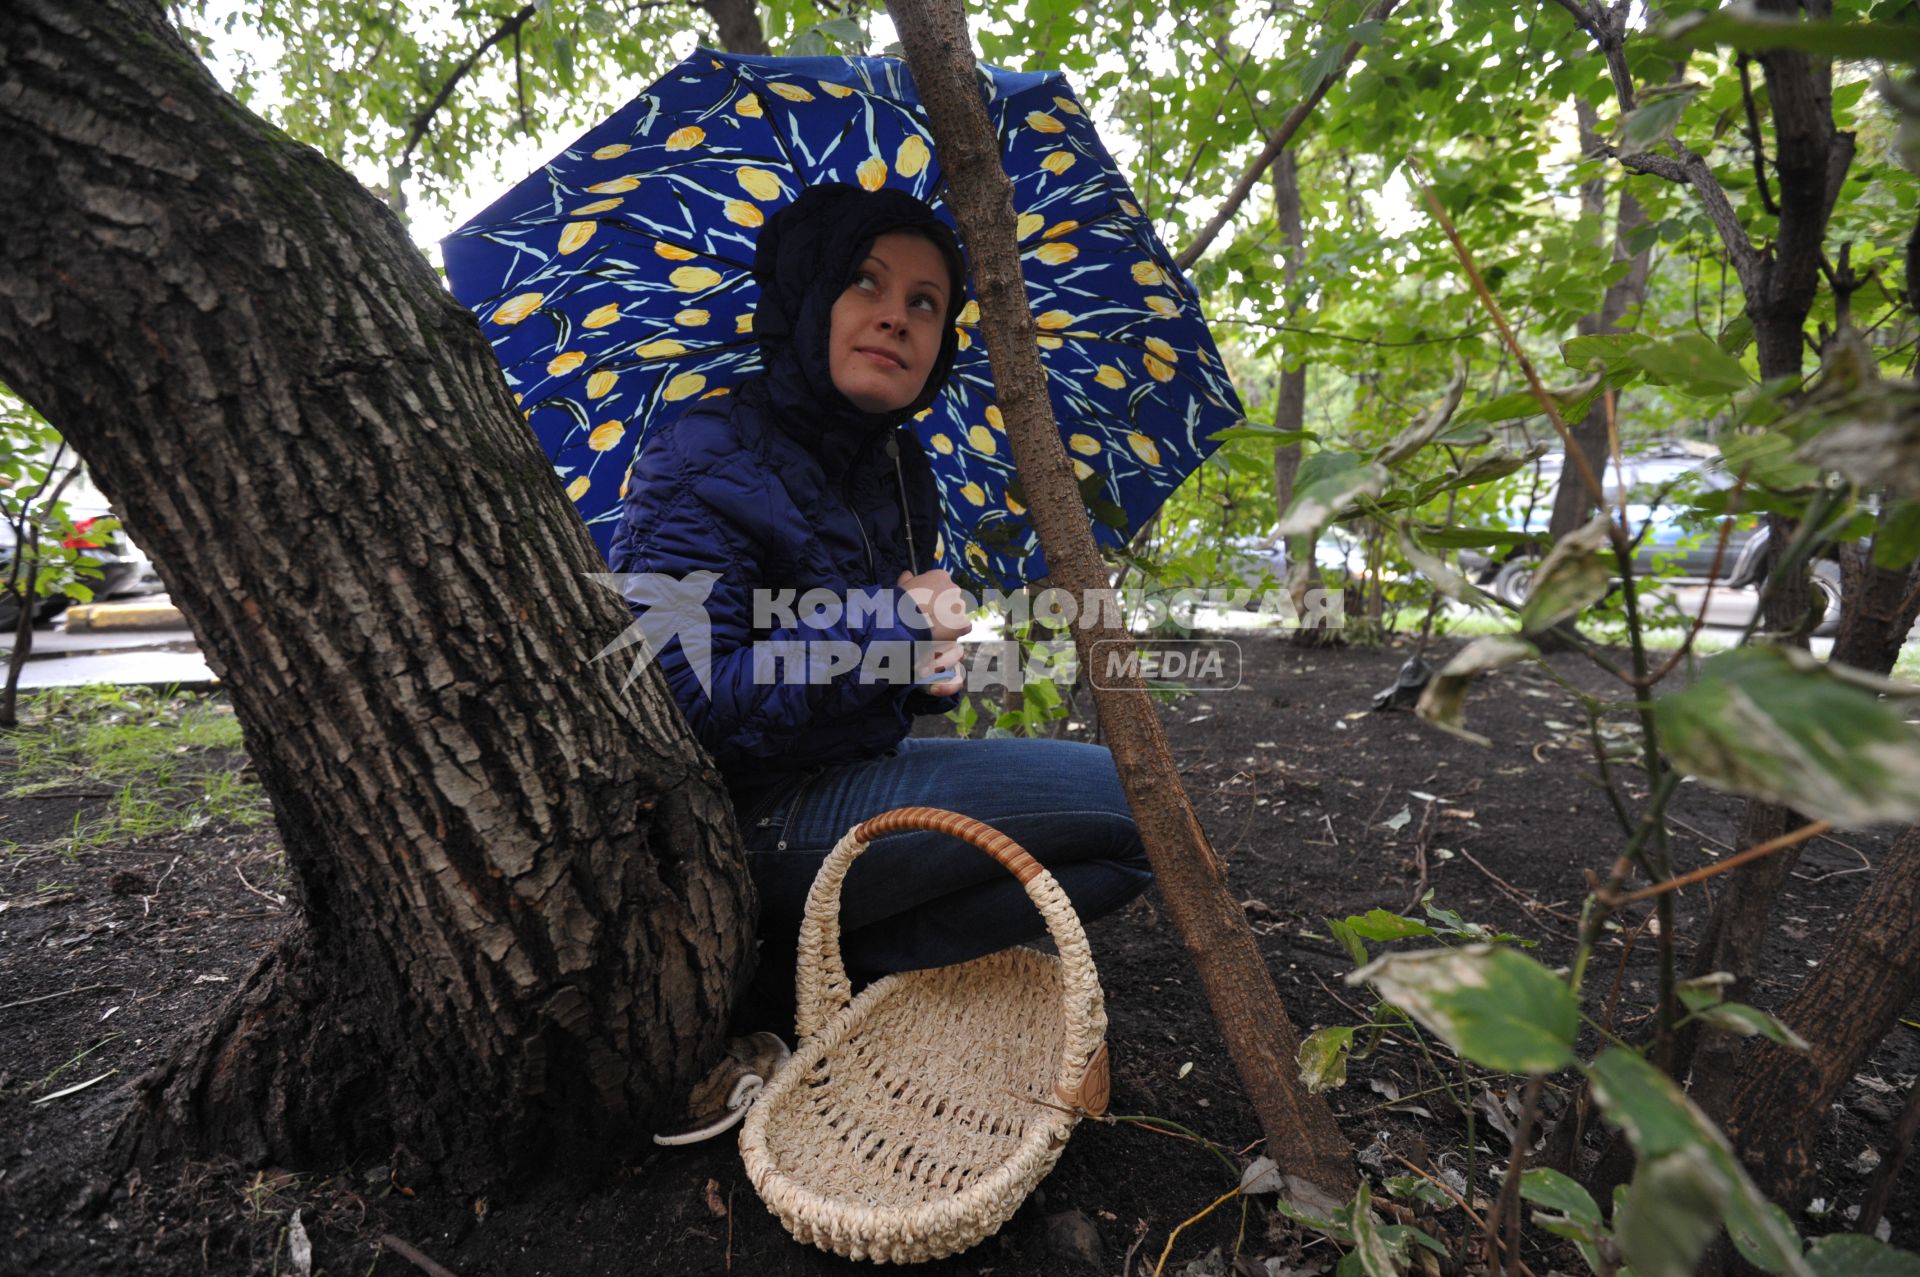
[738,806,1110,1264]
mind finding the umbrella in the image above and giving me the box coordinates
[443,48,1245,591]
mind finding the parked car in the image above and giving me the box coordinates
[1465,447,1843,636]
[0,468,162,629]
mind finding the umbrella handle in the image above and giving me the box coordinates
[887,435,919,577]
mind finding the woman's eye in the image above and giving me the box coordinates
[851,272,877,292]
[911,295,937,312]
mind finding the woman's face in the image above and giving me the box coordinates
[827,230,951,414]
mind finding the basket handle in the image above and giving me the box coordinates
[792,805,1108,1114]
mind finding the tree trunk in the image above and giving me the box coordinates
[1715,823,1920,1211]
[0,0,755,1188]
[1832,540,1920,676]
[1545,98,1650,544]
[697,0,771,56]
[888,0,1358,1202]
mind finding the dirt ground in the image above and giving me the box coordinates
[2,637,1915,1276]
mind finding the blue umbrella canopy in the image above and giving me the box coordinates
[443,48,1244,591]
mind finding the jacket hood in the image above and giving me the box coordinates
[745,183,968,476]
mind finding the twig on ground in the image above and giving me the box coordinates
[0,982,119,1012]
[1391,1157,1538,1277]
[1455,848,1582,929]
[1488,1073,1546,1277]
[234,863,285,909]
[1152,1186,1243,1277]
[378,1234,461,1277]
[141,855,181,918]
[1122,1218,1151,1277]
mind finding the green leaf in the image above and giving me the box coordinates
[1585,1048,1811,1277]
[1414,526,1536,551]
[1348,944,1579,1074]
[1873,502,1920,570]
[1806,1234,1920,1277]
[1520,516,1614,634]
[1654,645,1920,827]
[1298,1025,1355,1093]
[1341,1183,1403,1277]
[1209,425,1316,445]
[1618,87,1700,153]
[1326,915,1371,967]
[1614,1143,1731,1277]
[1342,908,1438,942]
[1383,1174,1451,1209]
[1416,635,1539,746]
[1399,525,1499,610]
[1520,1167,1602,1228]
[1666,10,1920,63]
[1564,333,1652,379]
[1695,1002,1811,1051]
[1279,452,1388,537]
[1628,334,1752,395]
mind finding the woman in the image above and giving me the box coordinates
[610,185,1151,1121]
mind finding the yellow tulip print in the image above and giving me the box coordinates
[736,312,755,334]
[968,424,996,455]
[1072,459,1094,480]
[1052,96,1082,115]
[735,93,763,118]
[665,126,705,150]
[965,542,988,573]
[1006,492,1026,515]
[930,433,955,455]
[1132,261,1167,287]
[701,386,731,398]
[856,155,888,191]
[1120,199,1140,216]
[956,328,972,350]
[566,476,591,501]
[1145,295,1180,318]
[960,482,987,507]
[547,350,586,376]
[670,265,723,291]
[1016,212,1045,240]
[1145,336,1178,364]
[896,135,931,177]
[1143,353,1174,383]
[1043,220,1078,239]
[1128,432,1162,465]
[586,176,640,194]
[588,420,625,451]
[819,80,854,98]
[768,83,814,102]
[592,143,631,160]
[654,242,697,260]
[559,221,596,255]
[1036,334,1063,350]
[664,372,706,400]
[1034,242,1078,266]
[675,308,710,327]
[736,166,782,201]
[1040,151,1076,175]
[583,303,621,328]
[636,340,687,359]
[1036,309,1074,329]
[959,300,980,325]
[725,199,764,227]
[571,198,623,215]
[985,406,1004,431]
[1025,111,1065,133]
[586,370,619,399]
[1069,434,1102,456]
[1094,364,1125,389]
[491,292,544,325]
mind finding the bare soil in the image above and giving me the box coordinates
[2,638,1914,1276]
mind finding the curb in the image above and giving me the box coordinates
[62,599,187,632]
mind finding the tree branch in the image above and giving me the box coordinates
[398,4,539,170]
[1738,53,1780,217]
[1173,0,1399,272]
[1606,143,1765,299]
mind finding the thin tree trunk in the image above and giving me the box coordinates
[1715,823,1920,1211]
[698,0,771,55]
[889,0,1358,1202]
[0,0,754,1187]
[1546,97,1650,543]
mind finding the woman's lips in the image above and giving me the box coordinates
[856,347,907,370]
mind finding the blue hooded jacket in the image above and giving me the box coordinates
[607,185,967,799]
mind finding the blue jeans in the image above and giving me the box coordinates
[736,737,1153,974]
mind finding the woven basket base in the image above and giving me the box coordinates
[746,947,1081,1262]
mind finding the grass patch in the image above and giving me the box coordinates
[1,684,271,848]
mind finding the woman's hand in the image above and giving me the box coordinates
[896,568,972,643]
[898,569,971,695]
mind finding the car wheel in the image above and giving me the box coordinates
[1811,560,1843,639]
[1491,558,1538,609]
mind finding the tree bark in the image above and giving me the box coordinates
[888,0,1358,1202]
[1546,97,1650,543]
[0,0,755,1187]
[1715,823,1920,1212]
[697,0,771,56]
